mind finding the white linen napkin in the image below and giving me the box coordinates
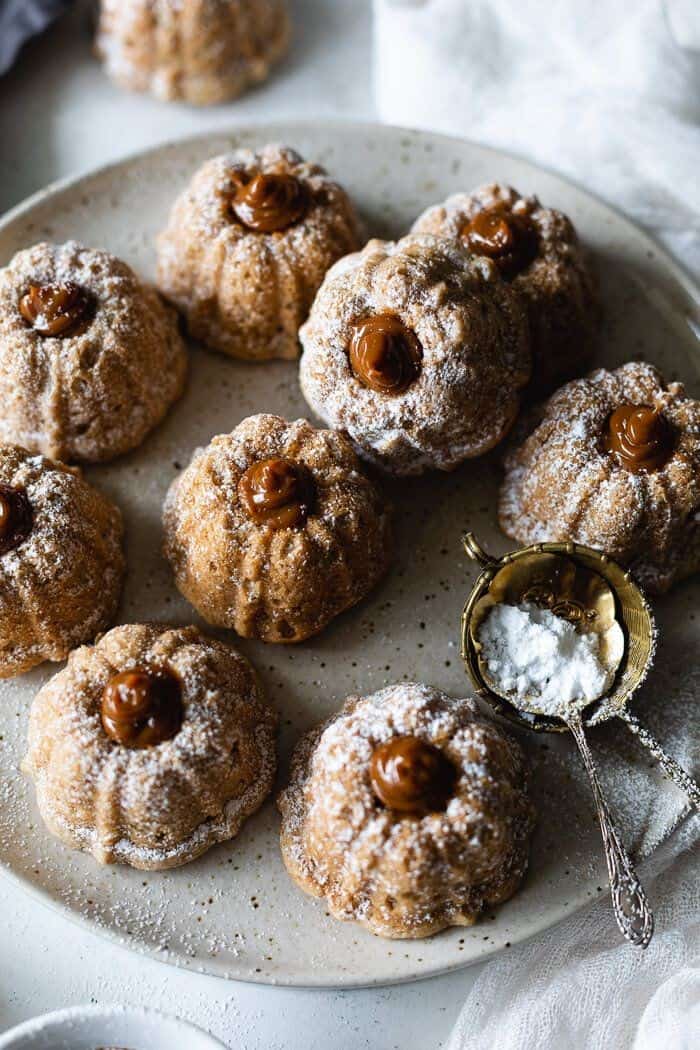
[374,3,700,1048]
[375,0,700,274]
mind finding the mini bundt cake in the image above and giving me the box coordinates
[0,443,124,677]
[0,241,187,463]
[412,184,598,393]
[96,0,290,106]
[278,682,536,938]
[499,362,700,593]
[22,623,277,870]
[299,234,531,475]
[156,145,362,360]
[163,414,392,643]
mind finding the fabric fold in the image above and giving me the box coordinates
[374,3,700,1047]
[0,0,72,75]
[374,0,700,271]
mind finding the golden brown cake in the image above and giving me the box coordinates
[0,241,187,463]
[96,0,290,106]
[299,234,531,475]
[0,444,124,678]
[163,413,392,643]
[278,682,536,938]
[412,184,598,393]
[22,623,277,870]
[499,362,700,593]
[156,145,362,360]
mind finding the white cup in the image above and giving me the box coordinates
[0,1005,227,1050]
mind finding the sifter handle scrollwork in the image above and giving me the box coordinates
[568,714,654,949]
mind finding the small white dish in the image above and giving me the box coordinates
[0,1004,227,1050]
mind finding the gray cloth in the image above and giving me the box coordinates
[0,0,72,75]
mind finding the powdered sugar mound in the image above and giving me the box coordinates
[477,602,613,717]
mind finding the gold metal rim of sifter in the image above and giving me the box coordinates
[460,536,657,734]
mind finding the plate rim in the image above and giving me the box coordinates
[0,118,698,989]
[2,118,699,311]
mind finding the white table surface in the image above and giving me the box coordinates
[0,2,488,1045]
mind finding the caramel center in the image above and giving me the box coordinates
[605,404,674,474]
[238,457,315,529]
[461,207,538,279]
[19,282,93,337]
[349,314,422,395]
[101,669,183,749]
[229,172,310,233]
[0,484,33,555]
[370,736,456,815]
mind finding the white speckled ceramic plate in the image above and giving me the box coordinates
[0,122,698,988]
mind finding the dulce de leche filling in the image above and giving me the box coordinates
[101,669,183,749]
[605,404,674,474]
[0,484,33,555]
[370,736,457,815]
[349,314,422,395]
[461,206,538,279]
[229,172,310,233]
[238,457,316,529]
[19,282,94,338]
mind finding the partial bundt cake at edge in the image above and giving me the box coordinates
[96,0,291,105]
[0,443,124,677]
[299,233,532,476]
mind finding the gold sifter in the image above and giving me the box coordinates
[460,533,700,949]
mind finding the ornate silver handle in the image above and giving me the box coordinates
[620,710,700,813]
[567,714,654,948]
